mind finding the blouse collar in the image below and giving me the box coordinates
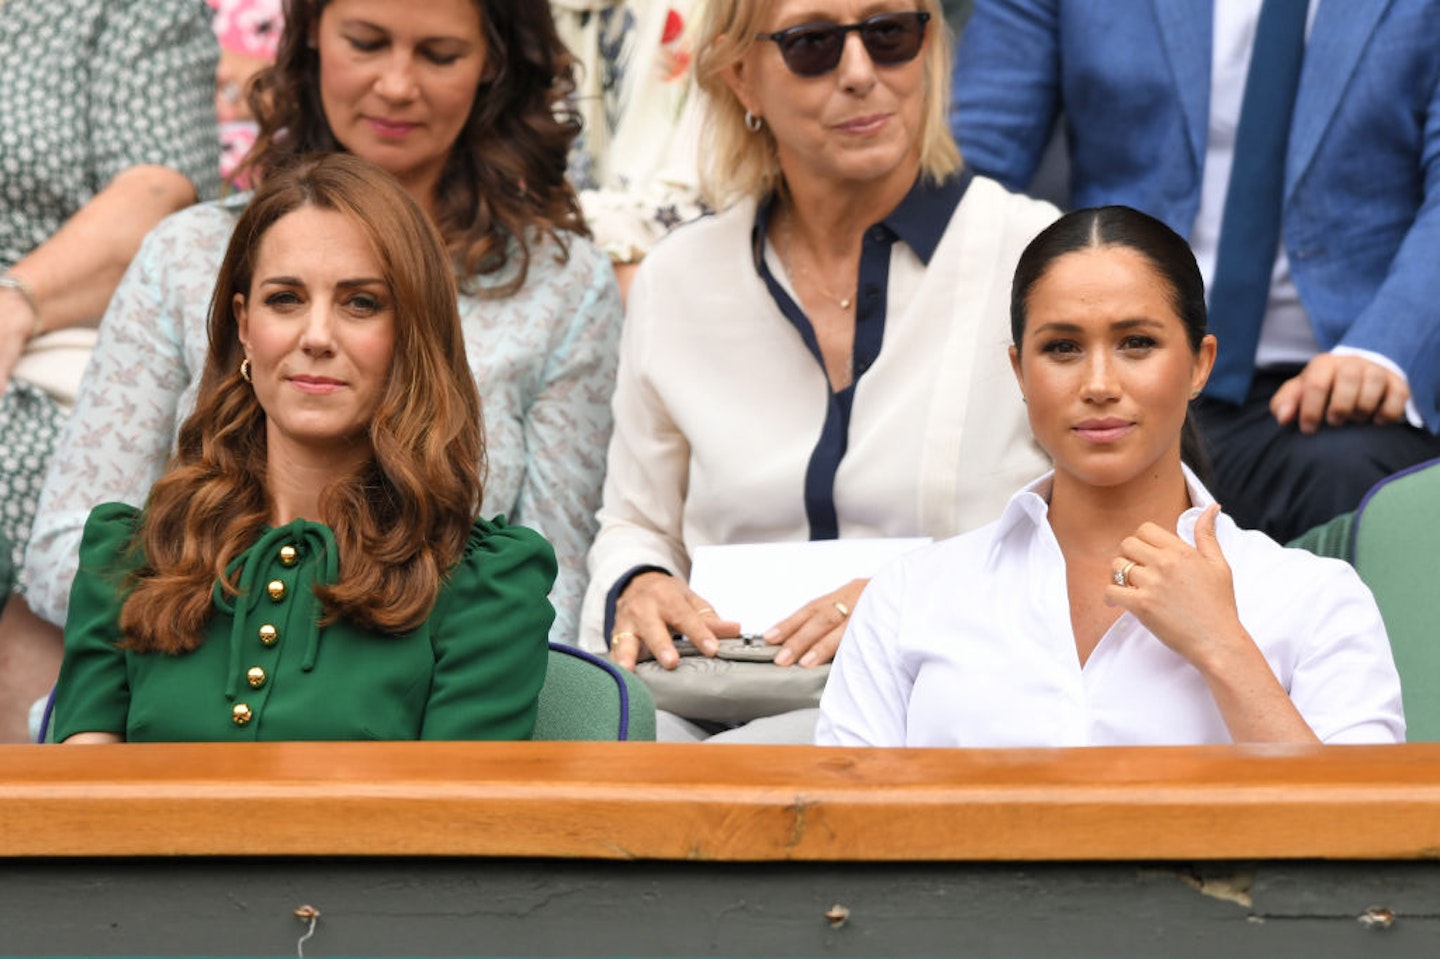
[987,464,1221,568]
[750,169,972,272]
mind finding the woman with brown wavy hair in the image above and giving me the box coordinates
[52,154,555,743]
[0,0,620,742]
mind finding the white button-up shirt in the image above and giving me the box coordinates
[817,469,1405,747]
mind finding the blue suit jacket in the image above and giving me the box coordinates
[951,0,1440,430]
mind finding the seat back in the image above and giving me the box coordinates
[1348,457,1440,741]
[534,643,656,741]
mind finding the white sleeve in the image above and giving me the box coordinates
[578,259,694,650]
[1288,559,1406,744]
[815,561,913,746]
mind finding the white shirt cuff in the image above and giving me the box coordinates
[1329,346,1423,428]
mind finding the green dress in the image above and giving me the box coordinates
[54,503,554,742]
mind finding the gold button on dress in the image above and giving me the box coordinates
[267,580,286,601]
[278,545,298,566]
[258,624,278,647]
[246,667,267,689]
[232,703,253,725]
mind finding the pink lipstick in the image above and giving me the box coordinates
[289,375,346,395]
[367,117,418,139]
[1072,417,1134,443]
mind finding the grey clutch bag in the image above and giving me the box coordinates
[635,641,830,723]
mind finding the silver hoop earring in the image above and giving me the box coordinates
[240,358,252,383]
[744,110,763,133]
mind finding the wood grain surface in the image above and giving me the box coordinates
[4,742,1439,860]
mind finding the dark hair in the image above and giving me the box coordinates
[240,0,586,297]
[121,154,484,654]
[1009,205,1212,477]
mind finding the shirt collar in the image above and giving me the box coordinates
[750,170,971,272]
[986,464,1221,567]
[1173,464,1219,544]
[883,169,970,264]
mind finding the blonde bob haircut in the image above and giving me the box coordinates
[694,0,961,210]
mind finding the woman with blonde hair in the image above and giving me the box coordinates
[584,0,1058,740]
[54,155,554,742]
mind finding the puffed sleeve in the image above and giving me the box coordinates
[421,517,557,740]
[52,503,144,741]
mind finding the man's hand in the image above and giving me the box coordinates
[1270,353,1408,433]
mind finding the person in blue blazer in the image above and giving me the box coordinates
[950,0,1440,542]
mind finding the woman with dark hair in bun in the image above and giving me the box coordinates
[819,206,1404,748]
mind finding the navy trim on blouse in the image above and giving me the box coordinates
[750,170,972,540]
[603,564,673,641]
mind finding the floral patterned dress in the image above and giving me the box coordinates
[0,0,219,601]
[553,0,709,264]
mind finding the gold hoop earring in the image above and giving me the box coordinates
[240,358,252,383]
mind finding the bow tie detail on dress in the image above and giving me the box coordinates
[214,521,339,700]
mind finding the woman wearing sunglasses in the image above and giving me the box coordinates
[582,0,1058,741]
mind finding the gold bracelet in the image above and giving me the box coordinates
[0,273,42,339]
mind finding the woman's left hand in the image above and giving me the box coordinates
[1104,504,1246,669]
[764,578,868,668]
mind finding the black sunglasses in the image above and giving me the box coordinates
[756,11,930,78]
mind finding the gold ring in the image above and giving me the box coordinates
[695,607,715,616]
[611,630,637,644]
[834,601,850,617]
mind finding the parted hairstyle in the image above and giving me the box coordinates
[120,154,485,654]
[1010,205,1213,476]
[693,0,960,209]
[241,0,586,297]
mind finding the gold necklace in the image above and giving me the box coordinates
[778,210,855,311]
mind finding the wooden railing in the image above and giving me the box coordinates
[5,742,1440,861]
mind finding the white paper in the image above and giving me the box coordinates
[687,538,932,633]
